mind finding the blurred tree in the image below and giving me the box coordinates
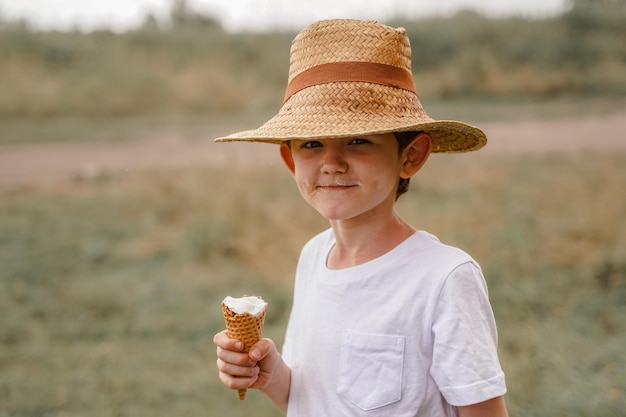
[569,0,626,8]
[170,0,222,30]
[170,0,189,26]
[141,13,161,32]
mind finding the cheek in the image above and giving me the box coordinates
[292,162,317,193]
[296,176,316,196]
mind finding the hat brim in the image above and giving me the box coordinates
[214,82,487,153]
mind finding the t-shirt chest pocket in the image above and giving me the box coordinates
[337,329,405,411]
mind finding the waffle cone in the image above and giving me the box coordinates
[221,301,267,400]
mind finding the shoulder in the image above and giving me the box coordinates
[408,231,479,273]
[301,228,334,254]
[295,228,334,271]
[398,232,489,307]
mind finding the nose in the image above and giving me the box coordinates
[321,145,348,174]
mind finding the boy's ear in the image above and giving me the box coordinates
[279,142,296,175]
[400,133,432,179]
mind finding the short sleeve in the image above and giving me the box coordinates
[430,261,507,406]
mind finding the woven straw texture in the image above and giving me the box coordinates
[214,19,487,153]
[221,302,267,400]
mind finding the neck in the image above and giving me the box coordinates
[327,212,415,269]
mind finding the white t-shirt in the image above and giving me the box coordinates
[282,229,506,417]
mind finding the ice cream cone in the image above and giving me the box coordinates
[221,300,267,400]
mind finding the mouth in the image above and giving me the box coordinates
[300,178,359,194]
[317,183,357,190]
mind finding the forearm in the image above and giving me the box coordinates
[259,356,291,413]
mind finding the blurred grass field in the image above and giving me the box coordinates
[1,2,626,416]
[1,148,625,417]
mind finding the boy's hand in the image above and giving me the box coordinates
[213,330,281,392]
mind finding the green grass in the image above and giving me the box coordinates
[399,151,626,417]
[1,3,625,414]
[0,170,294,416]
[1,148,624,416]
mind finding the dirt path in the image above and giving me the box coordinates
[1,112,625,186]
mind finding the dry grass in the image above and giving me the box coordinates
[1,145,624,416]
[1,5,625,414]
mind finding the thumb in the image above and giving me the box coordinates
[249,338,274,362]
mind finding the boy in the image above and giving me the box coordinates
[213,19,509,416]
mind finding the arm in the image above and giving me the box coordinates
[457,396,509,417]
[431,263,508,415]
[214,330,291,413]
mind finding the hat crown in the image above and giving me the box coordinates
[215,19,487,153]
[288,19,412,83]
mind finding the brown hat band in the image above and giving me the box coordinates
[283,61,416,104]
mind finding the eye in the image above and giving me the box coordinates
[350,138,371,145]
[301,140,323,149]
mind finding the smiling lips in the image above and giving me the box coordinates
[317,182,358,190]
[300,178,360,194]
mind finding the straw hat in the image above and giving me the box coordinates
[214,19,486,153]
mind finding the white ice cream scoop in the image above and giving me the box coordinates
[222,295,267,317]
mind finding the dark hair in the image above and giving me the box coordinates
[393,131,421,200]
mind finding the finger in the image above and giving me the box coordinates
[217,362,260,390]
[248,338,274,362]
[213,330,244,352]
[216,358,260,379]
[217,346,257,367]
[218,372,259,391]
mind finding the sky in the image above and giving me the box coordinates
[0,0,570,33]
